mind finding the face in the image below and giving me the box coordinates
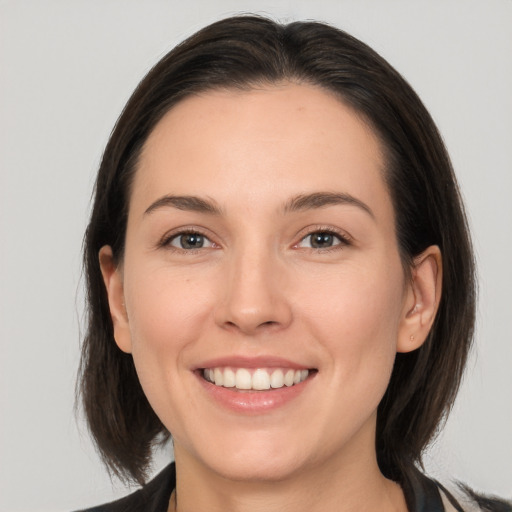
[101,84,432,483]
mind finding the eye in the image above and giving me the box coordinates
[297,231,347,249]
[167,231,215,250]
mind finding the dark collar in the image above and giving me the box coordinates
[402,465,463,512]
[76,464,175,512]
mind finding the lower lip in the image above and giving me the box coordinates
[196,372,315,414]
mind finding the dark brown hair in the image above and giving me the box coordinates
[79,15,476,486]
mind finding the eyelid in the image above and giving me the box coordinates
[156,224,353,251]
[293,225,354,249]
[157,226,219,251]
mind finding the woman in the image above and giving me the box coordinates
[77,15,510,512]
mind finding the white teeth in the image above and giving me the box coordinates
[284,369,295,387]
[235,368,252,389]
[214,368,223,386]
[270,369,284,388]
[203,367,310,390]
[252,369,270,390]
[223,368,236,388]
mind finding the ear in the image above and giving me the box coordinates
[98,245,132,353]
[397,245,442,353]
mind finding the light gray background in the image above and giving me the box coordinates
[1,1,511,511]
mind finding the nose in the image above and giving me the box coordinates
[214,248,293,336]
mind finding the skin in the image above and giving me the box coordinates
[100,83,441,512]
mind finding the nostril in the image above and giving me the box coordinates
[222,319,280,333]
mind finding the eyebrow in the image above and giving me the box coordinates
[283,192,374,219]
[143,191,374,219]
[144,195,223,216]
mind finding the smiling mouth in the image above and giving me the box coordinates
[202,367,314,391]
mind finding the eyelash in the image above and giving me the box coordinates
[159,229,216,252]
[159,226,352,253]
[295,227,352,252]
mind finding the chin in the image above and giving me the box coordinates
[208,452,309,483]
[180,431,314,483]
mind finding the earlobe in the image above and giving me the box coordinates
[397,245,442,353]
[98,245,133,354]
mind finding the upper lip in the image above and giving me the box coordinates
[194,355,313,370]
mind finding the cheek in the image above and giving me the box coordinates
[123,265,214,389]
[127,265,210,342]
[299,262,405,378]
[120,264,220,437]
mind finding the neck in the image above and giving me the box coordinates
[171,433,406,512]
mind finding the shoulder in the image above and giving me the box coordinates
[447,486,511,512]
[437,481,512,512]
[74,463,176,512]
[403,466,511,512]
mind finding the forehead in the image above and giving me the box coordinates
[133,83,390,218]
